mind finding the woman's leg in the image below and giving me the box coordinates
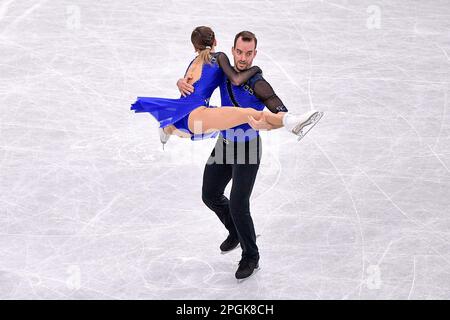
[188,106,285,134]
[163,125,191,138]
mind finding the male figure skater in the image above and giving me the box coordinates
[177,31,289,280]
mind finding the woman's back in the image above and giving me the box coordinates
[183,53,224,102]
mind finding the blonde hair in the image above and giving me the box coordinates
[197,47,212,64]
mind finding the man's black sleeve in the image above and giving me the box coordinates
[249,74,289,113]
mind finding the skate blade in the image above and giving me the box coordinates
[297,111,324,142]
[236,266,261,283]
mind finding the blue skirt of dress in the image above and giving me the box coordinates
[130,95,218,141]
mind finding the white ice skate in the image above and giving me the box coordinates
[159,127,170,150]
[283,110,324,141]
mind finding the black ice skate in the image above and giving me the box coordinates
[235,258,260,281]
[220,234,240,253]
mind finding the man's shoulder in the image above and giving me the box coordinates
[247,72,265,89]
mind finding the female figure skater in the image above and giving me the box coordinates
[131,26,323,147]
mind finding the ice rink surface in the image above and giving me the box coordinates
[0,0,449,299]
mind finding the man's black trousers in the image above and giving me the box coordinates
[201,135,262,261]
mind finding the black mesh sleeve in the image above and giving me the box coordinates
[252,78,289,113]
[215,52,261,86]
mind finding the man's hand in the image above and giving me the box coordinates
[177,76,194,97]
[248,113,275,131]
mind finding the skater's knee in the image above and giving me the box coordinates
[201,192,211,205]
[202,190,219,206]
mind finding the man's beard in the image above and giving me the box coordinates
[236,62,249,70]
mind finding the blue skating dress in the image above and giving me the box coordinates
[130,52,261,140]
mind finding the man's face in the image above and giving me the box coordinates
[232,37,257,71]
